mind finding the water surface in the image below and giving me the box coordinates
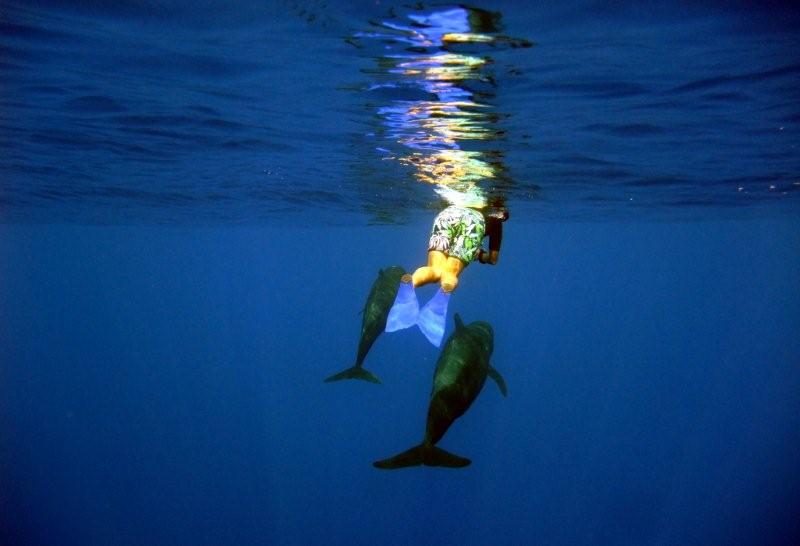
[1,0,798,222]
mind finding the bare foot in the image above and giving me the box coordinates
[440,273,458,293]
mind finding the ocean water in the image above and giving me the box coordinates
[1,1,799,545]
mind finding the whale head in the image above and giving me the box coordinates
[382,265,405,277]
[379,265,406,284]
[467,321,494,356]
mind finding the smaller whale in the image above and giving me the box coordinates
[325,266,405,384]
[374,314,507,469]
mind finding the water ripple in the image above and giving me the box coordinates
[64,95,127,113]
[673,63,800,93]
[535,81,649,98]
[581,123,665,137]
[0,0,797,223]
[0,20,78,43]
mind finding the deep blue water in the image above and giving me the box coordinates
[1,1,799,545]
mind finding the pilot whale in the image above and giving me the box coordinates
[325,266,405,384]
[374,313,507,469]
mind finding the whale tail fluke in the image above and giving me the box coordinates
[324,365,381,384]
[373,443,471,469]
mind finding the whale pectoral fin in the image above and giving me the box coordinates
[488,366,507,397]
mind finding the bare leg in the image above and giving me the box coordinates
[412,251,447,288]
[440,256,465,293]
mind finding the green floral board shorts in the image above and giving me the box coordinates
[428,206,486,264]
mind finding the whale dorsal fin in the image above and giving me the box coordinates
[454,313,465,331]
[488,366,507,397]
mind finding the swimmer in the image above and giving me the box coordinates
[386,205,508,346]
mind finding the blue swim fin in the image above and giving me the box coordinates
[385,281,419,332]
[417,288,450,347]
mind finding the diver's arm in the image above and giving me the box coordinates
[477,218,503,265]
[477,248,496,264]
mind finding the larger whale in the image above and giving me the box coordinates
[325,266,405,384]
[374,314,507,469]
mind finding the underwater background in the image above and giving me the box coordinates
[1,1,799,545]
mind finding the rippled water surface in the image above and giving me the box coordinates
[2,0,798,223]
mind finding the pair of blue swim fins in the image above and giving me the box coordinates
[385,281,451,347]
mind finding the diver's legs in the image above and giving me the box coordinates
[389,251,461,339]
[440,256,465,293]
[412,250,447,288]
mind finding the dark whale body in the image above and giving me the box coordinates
[325,266,405,384]
[374,314,507,469]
